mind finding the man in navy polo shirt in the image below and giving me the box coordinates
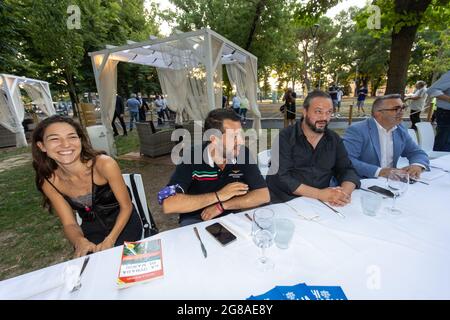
[160,109,270,227]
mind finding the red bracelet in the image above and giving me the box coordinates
[214,192,225,211]
[215,202,224,213]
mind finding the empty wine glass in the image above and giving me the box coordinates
[252,208,275,271]
[387,170,409,215]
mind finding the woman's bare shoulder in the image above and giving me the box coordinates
[94,155,120,176]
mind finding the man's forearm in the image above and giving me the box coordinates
[222,188,270,211]
[341,181,356,194]
[293,184,322,200]
[162,193,216,214]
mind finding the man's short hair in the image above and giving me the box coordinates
[303,90,332,109]
[204,108,241,133]
[372,94,402,114]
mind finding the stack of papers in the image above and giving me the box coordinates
[430,155,450,172]
[247,282,347,300]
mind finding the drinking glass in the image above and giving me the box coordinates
[252,208,275,271]
[387,170,409,215]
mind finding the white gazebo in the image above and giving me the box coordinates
[0,74,55,147]
[89,28,261,156]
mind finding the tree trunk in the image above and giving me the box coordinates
[245,0,266,51]
[385,25,419,95]
[385,0,432,95]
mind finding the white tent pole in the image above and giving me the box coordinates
[204,30,216,110]
[91,53,117,157]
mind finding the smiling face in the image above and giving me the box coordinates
[303,96,333,133]
[37,122,82,165]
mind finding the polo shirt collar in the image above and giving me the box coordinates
[206,144,237,168]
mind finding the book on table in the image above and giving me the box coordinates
[117,238,164,288]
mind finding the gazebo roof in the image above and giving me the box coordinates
[89,28,256,70]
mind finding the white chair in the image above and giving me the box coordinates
[415,122,450,159]
[257,149,271,178]
[122,173,157,239]
[407,129,418,145]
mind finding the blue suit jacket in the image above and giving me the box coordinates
[343,118,429,178]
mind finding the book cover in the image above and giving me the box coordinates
[117,238,164,288]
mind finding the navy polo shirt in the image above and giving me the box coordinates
[167,143,267,224]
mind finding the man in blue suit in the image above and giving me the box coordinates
[343,94,429,179]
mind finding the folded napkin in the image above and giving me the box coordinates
[420,169,446,181]
[284,198,321,220]
[0,264,75,299]
[430,155,450,171]
[219,213,252,240]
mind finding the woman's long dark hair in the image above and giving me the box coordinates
[31,115,105,212]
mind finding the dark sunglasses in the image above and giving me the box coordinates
[378,104,408,113]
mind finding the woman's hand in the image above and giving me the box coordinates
[95,236,116,252]
[74,238,97,258]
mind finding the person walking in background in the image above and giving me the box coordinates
[112,94,127,137]
[336,86,344,117]
[137,92,149,122]
[222,95,228,109]
[161,95,171,121]
[283,88,296,127]
[405,81,427,130]
[154,95,164,125]
[239,96,249,124]
[232,94,241,116]
[126,93,140,131]
[357,85,368,117]
[427,70,450,151]
[328,83,339,117]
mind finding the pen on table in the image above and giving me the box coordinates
[429,165,449,172]
[193,226,207,258]
[410,178,429,185]
[244,213,253,222]
[318,200,345,219]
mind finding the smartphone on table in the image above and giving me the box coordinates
[205,222,237,246]
[368,185,395,198]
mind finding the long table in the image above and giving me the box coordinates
[1,173,449,300]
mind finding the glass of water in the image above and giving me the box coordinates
[252,208,275,271]
[387,170,409,215]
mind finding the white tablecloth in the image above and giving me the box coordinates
[1,173,450,300]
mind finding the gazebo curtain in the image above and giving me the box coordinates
[0,74,55,147]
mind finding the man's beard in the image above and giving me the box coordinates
[305,115,328,133]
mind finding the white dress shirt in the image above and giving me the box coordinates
[374,119,425,177]
[374,119,396,177]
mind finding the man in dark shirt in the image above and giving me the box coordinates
[111,94,127,136]
[266,90,360,206]
[328,83,338,116]
[161,109,270,226]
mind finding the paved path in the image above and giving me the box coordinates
[0,154,32,173]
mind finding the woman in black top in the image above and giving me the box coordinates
[32,115,141,257]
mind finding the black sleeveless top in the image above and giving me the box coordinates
[46,166,142,245]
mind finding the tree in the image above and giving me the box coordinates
[363,0,449,95]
